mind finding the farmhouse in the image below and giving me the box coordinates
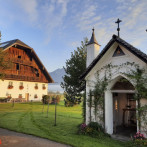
[0,39,53,101]
[81,29,147,137]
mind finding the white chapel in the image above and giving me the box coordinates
[81,29,147,137]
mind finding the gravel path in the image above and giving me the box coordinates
[0,128,71,147]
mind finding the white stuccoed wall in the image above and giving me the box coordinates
[85,42,147,135]
[86,43,100,67]
[0,79,48,101]
[105,90,113,134]
[140,98,147,137]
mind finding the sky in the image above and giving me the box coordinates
[0,0,146,72]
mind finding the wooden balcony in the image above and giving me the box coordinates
[5,74,43,82]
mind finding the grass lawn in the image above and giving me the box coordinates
[0,101,126,147]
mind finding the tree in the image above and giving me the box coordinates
[61,38,88,104]
[0,32,11,78]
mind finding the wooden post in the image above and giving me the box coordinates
[47,97,50,117]
[12,99,15,107]
[54,98,57,126]
[42,100,45,113]
[89,90,92,123]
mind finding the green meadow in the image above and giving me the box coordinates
[0,102,126,147]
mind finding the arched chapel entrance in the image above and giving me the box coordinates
[105,76,137,136]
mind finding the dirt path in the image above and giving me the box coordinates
[0,128,71,147]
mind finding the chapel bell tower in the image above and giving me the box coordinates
[86,28,100,67]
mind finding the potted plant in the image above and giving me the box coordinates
[34,86,38,89]
[18,95,22,98]
[19,85,24,90]
[42,86,46,90]
[34,95,38,98]
[8,85,13,89]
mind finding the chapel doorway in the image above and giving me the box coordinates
[113,93,137,136]
[111,78,137,137]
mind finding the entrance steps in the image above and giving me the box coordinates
[111,134,131,142]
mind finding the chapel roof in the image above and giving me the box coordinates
[80,34,147,80]
[87,28,100,46]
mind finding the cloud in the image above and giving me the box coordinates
[0,0,146,52]
[71,41,80,48]
[74,4,101,31]
[0,0,69,43]
[117,0,147,49]
[71,0,147,51]
[123,3,147,28]
[38,0,69,43]
[14,0,38,23]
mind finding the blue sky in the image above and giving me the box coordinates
[0,0,147,72]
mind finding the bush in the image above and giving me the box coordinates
[50,95,60,104]
[132,131,147,146]
[64,95,81,107]
[78,122,109,138]
[51,97,56,104]
[88,122,104,132]
[42,95,50,104]
[0,97,11,103]
[56,95,60,103]
[42,95,60,105]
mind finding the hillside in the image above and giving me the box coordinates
[49,68,65,84]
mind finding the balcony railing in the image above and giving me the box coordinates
[5,74,42,82]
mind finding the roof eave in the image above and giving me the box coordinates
[80,34,147,80]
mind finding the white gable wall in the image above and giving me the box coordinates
[85,41,147,135]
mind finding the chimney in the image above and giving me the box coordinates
[86,28,100,67]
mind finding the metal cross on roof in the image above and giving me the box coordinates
[92,27,95,33]
[115,18,122,37]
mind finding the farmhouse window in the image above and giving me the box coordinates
[42,84,46,90]
[16,63,20,70]
[35,83,38,89]
[19,94,22,98]
[9,81,13,86]
[20,82,23,86]
[18,55,21,59]
[19,82,24,90]
[34,94,38,98]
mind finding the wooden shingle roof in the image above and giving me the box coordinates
[0,39,54,83]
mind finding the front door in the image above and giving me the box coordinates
[25,93,29,102]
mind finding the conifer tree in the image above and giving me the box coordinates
[61,38,88,104]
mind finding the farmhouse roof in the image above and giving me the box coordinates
[80,34,147,80]
[0,39,32,50]
[0,39,54,83]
